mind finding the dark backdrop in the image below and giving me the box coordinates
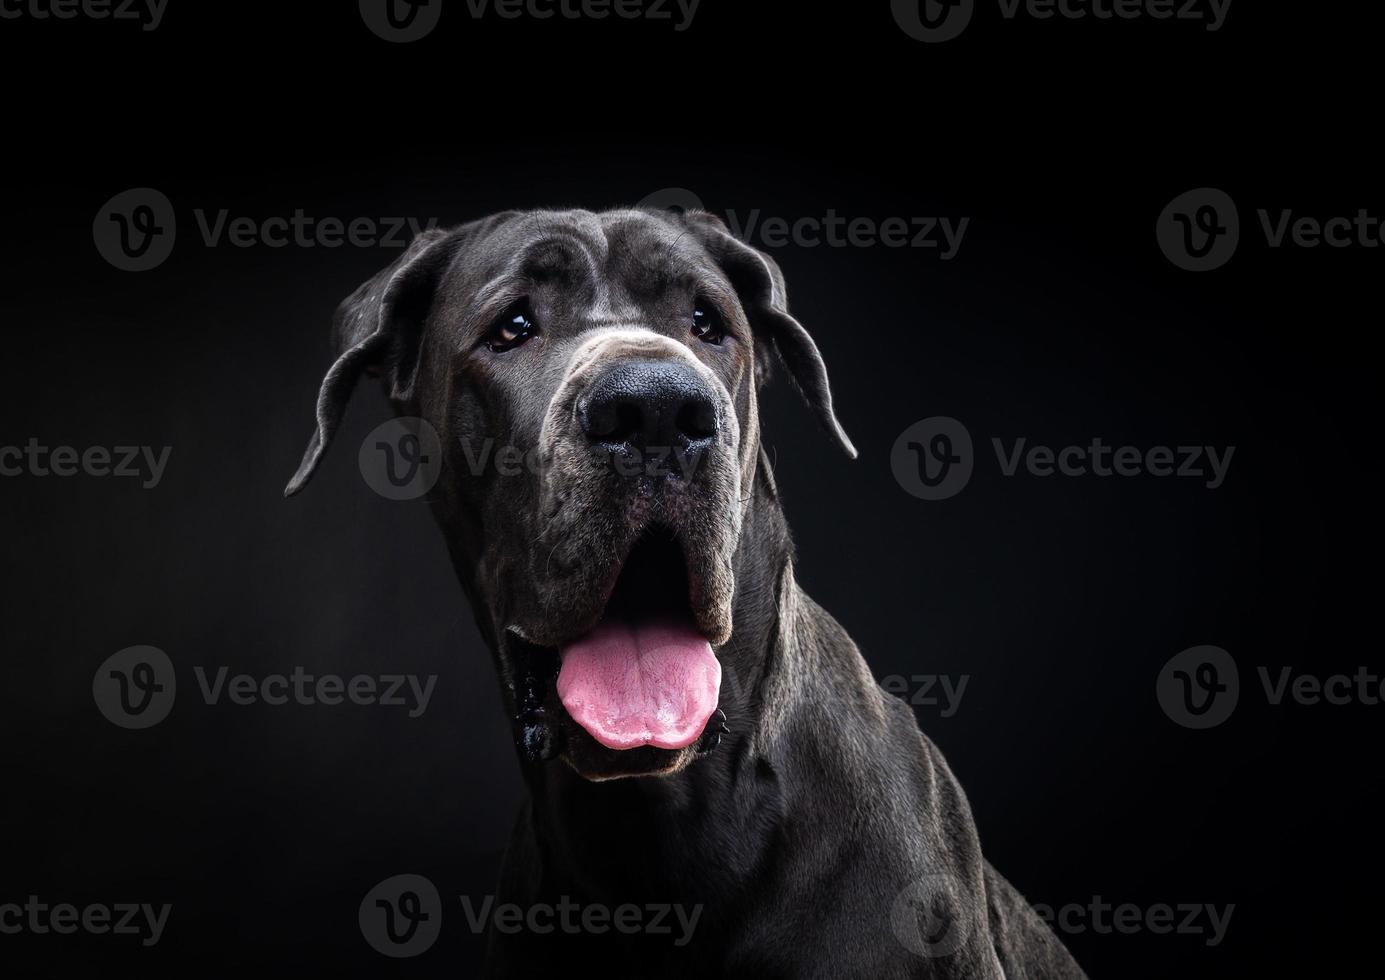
[2,2,1380,977]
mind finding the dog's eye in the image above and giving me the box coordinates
[486,304,537,353]
[691,304,724,346]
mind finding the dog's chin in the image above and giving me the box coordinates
[503,525,731,781]
[560,736,701,781]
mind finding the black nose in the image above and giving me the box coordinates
[579,360,719,452]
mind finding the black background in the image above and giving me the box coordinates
[2,1,1380,976]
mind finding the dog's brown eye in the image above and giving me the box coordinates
[691,304,724,346]
[487,304,537,353]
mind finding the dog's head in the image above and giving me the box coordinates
[287,208,853,780]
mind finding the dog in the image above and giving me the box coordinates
[286,207,1087,978]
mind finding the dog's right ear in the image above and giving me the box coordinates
[283,227,458,497]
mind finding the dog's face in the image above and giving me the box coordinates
[287,208,853,780]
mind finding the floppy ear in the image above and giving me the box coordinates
[283,227,458,497]
[682,210,857,459]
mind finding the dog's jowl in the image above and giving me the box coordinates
[287,207,1087,977]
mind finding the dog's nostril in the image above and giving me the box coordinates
[675,398,718,442]
[580,393,642,444]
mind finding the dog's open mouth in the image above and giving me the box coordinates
[554,527,722,752]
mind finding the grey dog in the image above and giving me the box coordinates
[287,207,1087,978]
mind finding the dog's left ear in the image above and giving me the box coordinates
[283,227,458,497]
[683,211,858,459]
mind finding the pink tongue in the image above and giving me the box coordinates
[557,619,721,751]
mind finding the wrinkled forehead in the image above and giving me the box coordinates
[447,209,730,311]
